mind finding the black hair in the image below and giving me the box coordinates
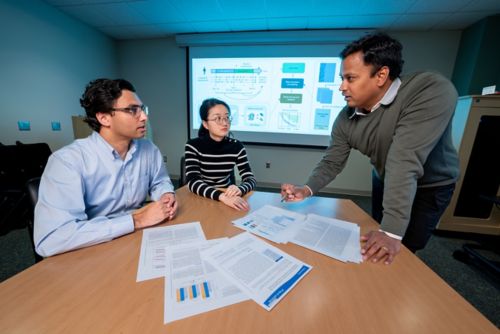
[340,33,404,80]
[79,78,136,132]
[198,98,231,138]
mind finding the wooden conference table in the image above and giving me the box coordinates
[0,187,497,334]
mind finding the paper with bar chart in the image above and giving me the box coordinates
[136,222,206,282]
[201,232,312,311]
[164,239,249,323]
[232,205,306,243]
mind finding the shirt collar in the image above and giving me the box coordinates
[350,77,402,119]
[91,131,137,160]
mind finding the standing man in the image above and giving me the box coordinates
[282,33,459,264]
[35,79,177,257]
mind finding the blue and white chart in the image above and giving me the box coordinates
[192,57,344,136]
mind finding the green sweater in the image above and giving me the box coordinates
[306,72,459,237]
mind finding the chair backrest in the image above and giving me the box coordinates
[179,156,187,188]
[26,177,41,209]
[25,177,43,262]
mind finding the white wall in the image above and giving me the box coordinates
[117,30,461,194]
[117,37,187,177]
[0,0,117,151]
[392,31,461,78]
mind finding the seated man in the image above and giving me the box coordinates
[34,78,177,257]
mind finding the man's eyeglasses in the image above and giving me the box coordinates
[207,116,232,125]
[111,104,148,118]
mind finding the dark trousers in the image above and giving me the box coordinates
[371,170,455,253]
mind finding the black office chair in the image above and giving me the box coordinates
[25,177,43,262]
[0,144,29,235]
[178,156,187,188]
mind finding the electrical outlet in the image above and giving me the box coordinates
[265,161,271,168]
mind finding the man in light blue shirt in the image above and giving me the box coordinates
[34,79,177,257]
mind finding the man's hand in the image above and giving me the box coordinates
[361,231,401,265]
[133,193,177,229]
[280,184,311,202]
[159,192,177,220]
[219,193,249,211]
[225,185,242,198]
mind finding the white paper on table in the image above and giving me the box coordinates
[291,214,362,263]
[201,232,312,311]
[164,238,250,324]
[232,205,306,244]
[136,222,206,282]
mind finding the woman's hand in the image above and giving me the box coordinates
[219,193,249,211]
[225,185,242,197]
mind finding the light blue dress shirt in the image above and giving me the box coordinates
[34,132,174,257]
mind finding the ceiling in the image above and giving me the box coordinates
[44,0,500,40]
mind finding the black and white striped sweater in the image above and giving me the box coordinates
[184,136,256,200]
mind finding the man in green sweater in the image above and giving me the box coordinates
[281,33,459,264]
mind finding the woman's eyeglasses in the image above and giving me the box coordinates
[207,116,232,125]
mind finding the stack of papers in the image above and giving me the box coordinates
[232,205,362,264]
[136,205,361,324]
[291,214,362,264]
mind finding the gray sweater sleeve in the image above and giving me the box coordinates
[305,111,352,193]
[381,73,458,236]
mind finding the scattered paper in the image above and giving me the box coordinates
[201,232,312,311]
[164,238,250,323]
[136,222,206,282]
[232,205,305,243]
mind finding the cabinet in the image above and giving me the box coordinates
[438,95,500,235]
[71,116,93,139]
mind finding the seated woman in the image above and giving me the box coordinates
[185,98,256,211]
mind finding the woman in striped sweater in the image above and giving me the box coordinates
[184,98,256,211]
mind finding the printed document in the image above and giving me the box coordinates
[136,222,206,282]
[201,232,312,311]
[291,214,362,263]
[164,239,249,323]
[232,205,305,243]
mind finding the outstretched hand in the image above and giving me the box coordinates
[280,184,311,202]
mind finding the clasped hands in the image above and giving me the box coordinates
[219,185,249,211]
[281,183,401,265]
[133,192,178,229]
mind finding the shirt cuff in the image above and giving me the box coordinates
[112,214,135,238]
[379,229,403,240]
[304,185,313,197]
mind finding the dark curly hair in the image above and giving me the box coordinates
[80,78,136,132]
[198,98,231,138]
[340,33,404,80]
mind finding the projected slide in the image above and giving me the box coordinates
[191,57,345,137]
